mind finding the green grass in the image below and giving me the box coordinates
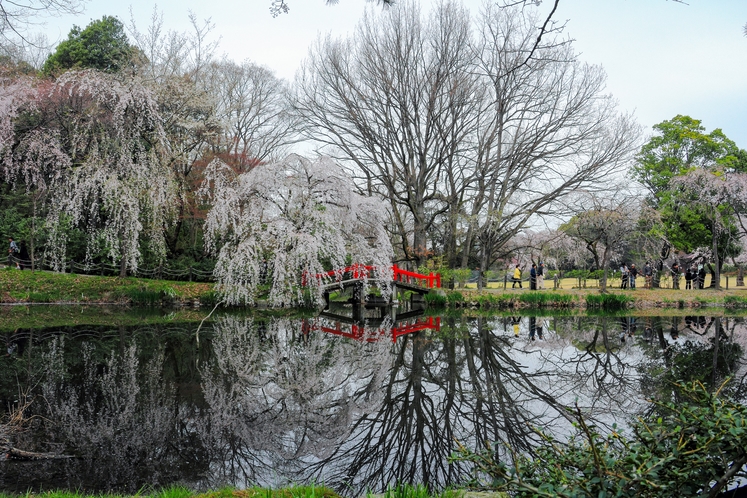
[0,267,214,305]
[376,485,476,498]
[0,484,490,498]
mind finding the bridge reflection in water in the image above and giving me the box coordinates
[312,274,441,342]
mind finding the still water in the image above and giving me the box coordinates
[1,308,745,495]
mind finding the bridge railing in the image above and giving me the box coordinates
[392,264,441,288]
[304,263,441,288]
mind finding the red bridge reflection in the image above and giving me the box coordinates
[303,315,441,343]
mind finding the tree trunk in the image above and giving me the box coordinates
[412,203,427,268]
[653,242,670,289]
[712,222,721,290]
[31,194,37,272]
[600,246,611,292]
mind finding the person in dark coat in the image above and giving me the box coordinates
[697,264,706,289]
[685,267,693,289]
[629,264,638,289]
[643,262,652,289]
[530,264,537,290]
[671,262,680,289]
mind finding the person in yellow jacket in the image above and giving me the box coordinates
[512,265,522,288]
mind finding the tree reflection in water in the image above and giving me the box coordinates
[195,316,392,488]
[1,313,746,495]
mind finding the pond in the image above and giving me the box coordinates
[1,306,745,495]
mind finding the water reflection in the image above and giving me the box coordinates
[1,313,746,495]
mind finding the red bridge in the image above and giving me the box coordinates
[309,264,441,292]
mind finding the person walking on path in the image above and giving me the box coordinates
[671,262,680,289]
[643,262,653,289]
[512,265,523,289]
[629,264,638,289]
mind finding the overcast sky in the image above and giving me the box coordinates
[42,0,747,147]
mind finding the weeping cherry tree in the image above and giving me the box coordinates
[201,154,393,306]
[1,70,176,275]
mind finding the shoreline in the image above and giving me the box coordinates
[2,268,747,310]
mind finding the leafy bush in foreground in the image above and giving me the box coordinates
[453,380,747,498]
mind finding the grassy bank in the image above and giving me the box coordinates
[0,485,501,498]
[0,267,216,306]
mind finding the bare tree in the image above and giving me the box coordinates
[466,4,640,288]
[294,1,481,267]
[208,59,299,168]
[295,2,639,272]
[270,0,393,18]
[127,9,224,254]
[0,0,84,48]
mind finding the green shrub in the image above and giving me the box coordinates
[585,293,632,310]
[518,292,573,307]
[452,380,747,498]
[475,293,497,308]
[724,295,747,308]
[424,291,447,307]
[125,288,165,305]
[518,292,550,306]
[450,268,472,288]
[446,291,464,304]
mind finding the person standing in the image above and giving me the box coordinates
[8,237,19,268]
[620,264,629,289]
[697,264,706,289]
[530,264,537,290]
[629,263,638,289]
[643,262,652,289]
[537,262,545,289]
[671,262,680,289]
[512,265,522,289]
[685,266,693,289]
